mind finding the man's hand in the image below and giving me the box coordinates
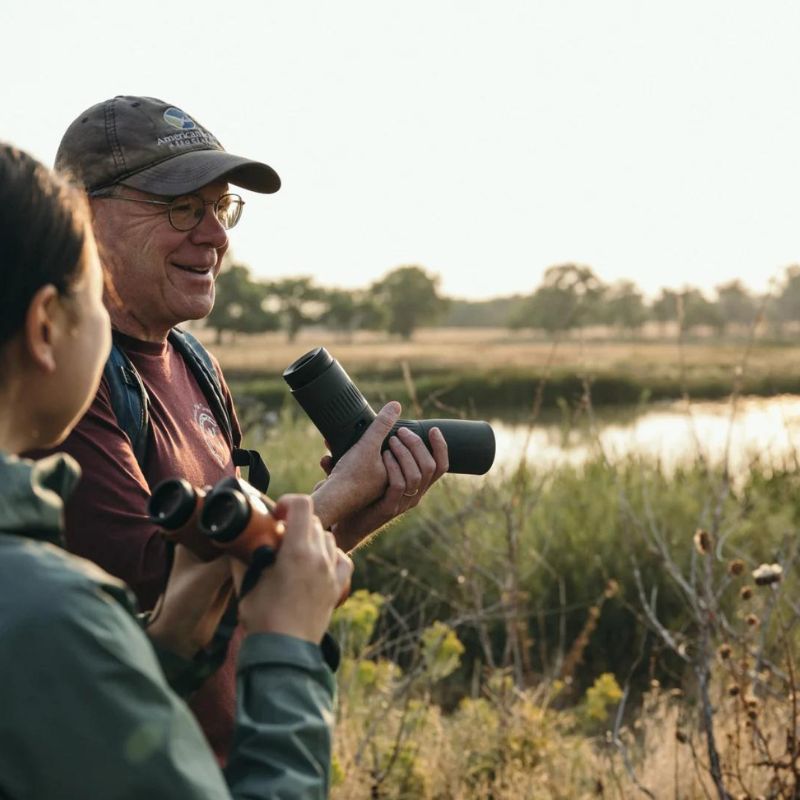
[311,402,449,551]
[146,546,234,659]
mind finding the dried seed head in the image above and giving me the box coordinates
[746,614,760,627]
[694,528,713,555]
[740,585,754,601]
[675,730,688,744]
[669,688,683,699]
[752,563,783,586]
[728,559,746,576]
[745,695,759,710]
[718,644,733,660]
[728,684,741,697]
[650,679,661,690]
[747,708,758,720]
[604,579,620,599]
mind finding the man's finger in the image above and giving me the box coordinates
[428,426,450,478]
[359,401,401,449]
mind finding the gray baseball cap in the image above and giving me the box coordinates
[56,95,281,195]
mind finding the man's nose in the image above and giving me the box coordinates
[190,203,228,248]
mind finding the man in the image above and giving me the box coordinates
[44,95,449,761]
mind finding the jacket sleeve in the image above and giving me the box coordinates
[0,579,231,800]
[0,579,336,800]
[225,633,335,800]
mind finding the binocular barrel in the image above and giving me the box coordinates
[283,347,495,475]
[148,477,283,564]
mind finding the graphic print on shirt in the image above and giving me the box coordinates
[193,403,228,468]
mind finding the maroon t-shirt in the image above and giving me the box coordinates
[33,331,244,763]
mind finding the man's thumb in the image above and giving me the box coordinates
[361,401,401,446]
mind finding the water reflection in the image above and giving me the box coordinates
[492,395,800,477]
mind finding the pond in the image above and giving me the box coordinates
[490,395,800,478]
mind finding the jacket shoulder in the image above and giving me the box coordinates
[0,534,136,626]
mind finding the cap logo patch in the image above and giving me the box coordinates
[163,108,197,130]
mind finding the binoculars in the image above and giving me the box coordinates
[149,476,350,604]
[148,476,283,564]
[283,347,496,475]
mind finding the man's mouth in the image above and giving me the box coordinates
[172,263,213,275]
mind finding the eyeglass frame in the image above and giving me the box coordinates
[88,187,246,232]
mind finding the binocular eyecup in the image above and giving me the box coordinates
[148,476,283,564]
[283,347,495,475]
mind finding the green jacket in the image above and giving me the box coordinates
[0,451,335,799]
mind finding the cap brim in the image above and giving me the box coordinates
[122,149,281,195]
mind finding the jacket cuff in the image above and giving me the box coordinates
[239,633,339,676]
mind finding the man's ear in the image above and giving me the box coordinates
[24,284,61,373]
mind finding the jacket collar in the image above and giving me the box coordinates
[0,452,81,545]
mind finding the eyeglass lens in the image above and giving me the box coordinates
[169,194,243,231]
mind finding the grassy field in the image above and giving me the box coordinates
[199,326,800,374]
[257,415,800,799]
[193,326,800,412]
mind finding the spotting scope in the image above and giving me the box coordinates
[283,347,495,475]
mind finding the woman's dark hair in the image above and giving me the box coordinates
[0,143,90,346]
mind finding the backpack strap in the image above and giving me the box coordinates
[168,328,234,445]
[104,328,270,493]
[103,328,269,493]
[167,328,271,494]
[103,338,150,466]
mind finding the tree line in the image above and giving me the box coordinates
[208,259,800,341]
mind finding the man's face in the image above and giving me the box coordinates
[90,180,230,340]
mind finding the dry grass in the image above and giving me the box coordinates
[191,324,800,377]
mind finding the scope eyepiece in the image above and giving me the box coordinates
[283,347,334,390]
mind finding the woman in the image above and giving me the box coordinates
[0,143,352,798]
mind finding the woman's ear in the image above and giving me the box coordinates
[24,284,61,373]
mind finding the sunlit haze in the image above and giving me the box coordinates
[5,1,800,300]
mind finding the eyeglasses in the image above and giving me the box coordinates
[90,191,245,232]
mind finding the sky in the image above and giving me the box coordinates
[4,1,800,301]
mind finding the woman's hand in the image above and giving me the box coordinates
[234,494,353,644]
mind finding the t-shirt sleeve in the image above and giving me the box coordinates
[49,379,169,609]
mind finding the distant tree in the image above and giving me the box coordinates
[714,280,757,334]
[650,289,680,336]
[510,263,605,333]
[769,265,800,337]
[206,261,278,343]
[601,280,647,335]
[649,287,722,337]
[265,277,326,342]
[681,288,724,335]
[320,288,385,340]
[369,265,449,340]
[442,295,528,328]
